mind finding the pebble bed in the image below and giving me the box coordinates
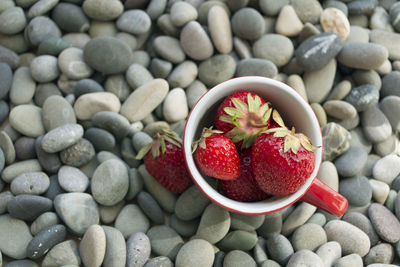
[0,0,400,266]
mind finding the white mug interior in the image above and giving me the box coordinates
[183,76,323,214]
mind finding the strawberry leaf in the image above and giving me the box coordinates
[224,107,243,117]
[231,98,248,113]
[272,109,285,127]
[136,143,152,160]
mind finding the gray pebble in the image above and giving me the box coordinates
[131,50,150,68]
[163,88,188,122]
[41,240,81,267]
[153,36,185,64]
[260,260,281,267]
[74,78,104,98]
[334,147,368,177]
[9,105,45,137]
[168,61,197,89]
[51,3,89,33]
[370,179,390,204]
[186,80,207,109]
[28,0,58,18]
[0,131,15,165]
[344,84,379,112]
[259,0,289,16]
[126,63,154,90]
[169,214,198,237]
[99,201,125,225]
[126,232,151,267]
[361,106,392,143]
[385,190,397,212]
[146,0,167,20]
[334,254,363,267]
[374,135,398,157]
[2,159,42,183]
[318,161,339,191]
[0,214,32,260]
[84,128,115,152]
[236,58,278,78]
[147,225,183,260]
[30,55,60,83]
[42,124,83,153]
[380,96,400,133]
[125,168,143,201]
[348,0,378,15]
[42,95,76,132]
[282,202,317,236]
[0,7,27,35]
[217,230,258,251]
[195,203,230,244]
[10,67,36,105]
[352,69,381,89]
[11,172,49,195]
[30,211,59,235]
[79,224,106,267]
[347,26,370,43]
[342,211,379,246]
[25,16,61,46]
[58,166,89,193]
[82,0,123,21]
[253,237,267,265]
[230,213,265,232]
[38,37,71,56]
[364,243,394,265]
[14,137,36,160]
[170,1,198,27]
[304,59,336,103]
[253,34,294,67]
[370,30,400,61]
[198,54,236,87]
[231,8,265,41]
[4,260,39,267]
[197,1,230,25]
[292,0,322,24]
[373,154,400,184]
[115,204,149,239]
[137,191,164,224]
[223,250,256,267]
[0,44,20,69]
[266,234,294,265]
[381,71,400,98]
[324,1,348,16]
[0,62,12,99]
[27,224,67,259]
[316,241,341,266]
[101,226,126,267]
[175,185,210,221]
[7,194,52,221]
[180,21,213,61]
[60,138,95,167]
[323,100,357,120]
[92,111,131,141]
[337,42,388,70]
[369,203,400,243]
[340,176,373,206]
[150,58,173,78]
[117,9,151,35]
[35,135,62,173]
[176,239,215,267]
[291,223,327,251]
[306,212,327,227]
[287,250,324,267]
[43,175,64,200]
[0,191,13,215]
[144,256,173,267]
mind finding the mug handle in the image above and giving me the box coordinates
[301,178,348,217]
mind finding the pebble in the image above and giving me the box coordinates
[381,71,400,98]
[58,166,89,193]
[101,226,126,267]
[10,172,50,195]
[344,84,379,112]
[373,155,400,184]
[370,179,390,204]
[147,225,184,260]
[217,230,258,251]
[146,0,167,20]
[275,5,303,37]
[343,211,379,246]
[318,161,339,191]
[323,100,357,120]
[364,243,394,265]
[370,30,400,61]
[28,0,59,18]
[42,124,83,153]
[168,61,197,89]
[121,79,169,122]
[306,212,327,227]
[92,111,131,141]
[348,0,378,15]
[150,58,173,79]
[197,1,231,26]
[0,45,19,69]
[124,168,143,202]
[153,36,185,64]
[144,256,173,267]
[27,224,67,259]
[84,128,115,151]
[170,2,197,27]
[223,250,257,267]
[334,253,363,267]
[0,214,32,259]
[266,234,294,265]
[63,32,90,49]
[361,106,392,143]
[99,200,125,224]
[163,88,188,122]
[253,237,268,265]
[13,137,34,159]
[2,159,42,183]
[10,67,36,105]
[58,47,93,80]
[104,74,130,101]
[230,213,265,232]
[143,121,170,137]
[369,203,400,243]
[9,105,45,137]
[260,260,281,267]
[180,21,214,61]
[287,250,324,267]
[42,95,76,131]
[337,42,388,70]
[4,260,39,267]
[115,204,149,239]
[89,20,117,37]
[51,3,89,33]
[320,8,351,40]
[175,185,210,221]
[41,240,81,267]
[74,92,120,120]
[82,0,123,21]
[231,8,265,41]
[195,203,230,244]
[208,5,232,54]
[316,241,342,266]
[292,0,322,24]
[385,190,397,212]
[126,232,151,267]
[236,58,278,78]
[30,211,59,235]
[7,194,52,221]
[132,132,153,152]
[0,131,15,165]
[131,50,150,67]
[282,202,317,236]
[0,63,12,99]
[83,36,133,75]
[291,223,328,251]
[175,239,214,267]
[198,54,236,87]
[169,215,198,237]
[334,147,368,177]
[347,25,370,43]
[0,191,13,214]
[0,7,27,35]
[60,138,95,167]
[253,34,293,67]
[117,9,151,35]
[304,59,337,103]
[259,0,288,16]
[54,192,99,236]
[324,220,370,256]
[35,136,62,173]
[137,191,163,224]
[79,224,106,267]
[126,63,154,90]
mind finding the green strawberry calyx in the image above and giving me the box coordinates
[136,129,182,159]
[265,110,319,154]
[220,93,272,149]
[191,127,223,153]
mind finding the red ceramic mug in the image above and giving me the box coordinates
[182,76,348,217]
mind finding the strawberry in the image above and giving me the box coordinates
[251,110,319,196]
[136,129,191,193]
[215,91,272,149]
[193,127,240,180]
[220,148,271,202]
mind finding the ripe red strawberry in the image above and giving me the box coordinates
[193,127,240,180]
[220,148,271,202]
[251,110,318,196]
[136,129,191,193]
[215,91,272,149]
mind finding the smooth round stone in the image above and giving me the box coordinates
[311,103,327,127]
[30,211,59,235]
[153,36,185,64]
[74,79,104,98]
[175,185,210,221]
[26,16,61,46]
[0,101,8,125]
[324,220,370,256]
[79,224,106,267]
[0,7,27,34]
[144,256,173,267]
[4,260,39,267]
[390,2,400,31]
[143,121,170,138]
[374,135,398,158]
[51,3,89,32]
[385,190,397,212]
[296,33,343,71]
[168,61,197,89]
[126,232,151,267]
[381,71,400,98]
[231,8,265,41]
[1,159,42,183]
[124,168,143,201]
[253,34,294,67]
[339,176,372,206]
[0,214,32,260]
[115,204,149,239]
[54,192,99,235]
[287,250,324,267]
[316,241,341,266]
[266,234,294,265]
[230,213,265,232]
[121,79,169,122]
[58,47,93,79]
[180,21,214,61]
[147,225,183,261]
[361,106,392,143]
[380,96,400,134]
[334,147,368,177]
[74,92,120,120]
[198,54,236,87]
[323,100,357,120]
[59,138,95,167]
[369,203,400,243]
[30,55,60,83]
[344,85,379,112]
[292,0,322,24]
[150,58,172,79]
[137,191,164,224]
[233,36,252,59]
[304,58,336,103]
[126,63,154,90]
[169,214,198,237]
[306,212,327,227]
[195,203,230,244]
[236,58,277,78]
[170,1,197,27]
[0,191,13,215]
[163,88,188,123]
[104,74,130,101]
[132,132,152,152]
[282,202,317,236]
[373,155,400,184]
[337,42,388,70]
[370,179,390,204]
[320,8,350,40]
[102,226,126,267]
[259,0,288,16]
[350,129,372,154]
[334,253,363,267]
[208,5,232,54]
[82,0,123,21]
[365,243,394,265]
[62,32,90,49]
[11,172,49,195]
[253,237,268,265]
[370,30,400,61]
[34,83,62,107]
[58,166,89,193]
[99,201,125,224]
[157,13,179,37]
[275,5,303,37]
[343,211,379,246]
[352,69,382,89]
[0,44,19,69]
[217,230,258,251]
[91,159,129,206]
[36,135,62,173]
[42,240,81,267]
[84,128,115,151]
[348,0,378,15]
[260,260,281,267]
[323,0,348,15]
[223,250,256,267]
[10,67,36,105]
[90,21,118,38]
[7,194,52,221]
[28,0,59,18]
[0,62,12,99]
[92,111,131,141]
[42,124,83,153]
[15,137,36,160]
[131,50,150,68]
[27,224,67,259]
[138,165,177,213]
[145,0,167,20]
[292,223,327,251]
[117,9,151,34]
[38,37,70,57]
[186,80,207,109]
[83,36,133,75]
[175,239,214,267]
[347,25,370,43]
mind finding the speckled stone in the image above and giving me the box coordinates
[60,138,95,167]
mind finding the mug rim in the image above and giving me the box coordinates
[182,76,323,214]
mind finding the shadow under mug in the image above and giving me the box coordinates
[183,76,348,217]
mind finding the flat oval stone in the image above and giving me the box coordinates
[60,138,95,167]
[365,243,394,265]
[74,92,120,120]
[0,214,32,260]
[82,0,123,21]
[170,1,197,27]
[343,211,379,246]
[370,29,400,61]
[126,63,154,90]
[180,21,213,61]
[4,260,39,267]
[334,147,368,177]
[28,0,59,18]
[208,5,232,54]
[83,36,133,75]
[361,106,392,143]
[27,224,67,259]
[7,194,52,221]
[42,124,83,153]
[153,36,185,64]
[304,59,336,103]
[217,230,258,251]
[84,128,115,151]
[373,155,400,185]
[137,191,164,224]
[0,62,12,99]
[104,74,130,101]
[126,232,151,267]
[0,191,13,215]
[196,203,230,244]
[370,179,390,204]
[9,105,45,137]
[339,176,372,206]
[121,79,169,122]
[174,185,210,221]
[41,240,80,267]
[320,7,350,40]
[54,193,99,236]
[323,100,357,120]
[266,234,294,265]
[30,55,60,83]
[232,8,265,41]
[102,226,126,267]
[1,159,42,183]
[91,159,129,206]
[253,34,294,67]
[224,250,256,267]
[115,204,150,239]
[275,5,304,37]
[163,88,188,123]
[292,223,327,251]
[51,3,89,33]
[197,1,230,25]
[169,215,198,237]
[147,225,183,261]
[337,42,388,70]
[79,224,106,267]
[99,201,125,224]
[230,213,265,232]
[198,54,236,87]
[10,67,36,105]
[58,165,89,193]
[381,71,400,98]
[11,172,49,195]
[282,202,317,236]
[344,84,379,112]
[168,61,197,89]
[287,250,324,267]
[369,203,400,243]
[58,47,93,80]
[0,131,16,165]
[30,211,59,235]
[35,136,61,173]
[92,111,131,141]
[316,241,341,266]
[42,95,76,131]
[348,0,378,15]
[175,239,214,267]
[236,58,278,78]
[144,256,173,267]
[0,7,27,35]
[117,9,151,34]
[292,0,322,24]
